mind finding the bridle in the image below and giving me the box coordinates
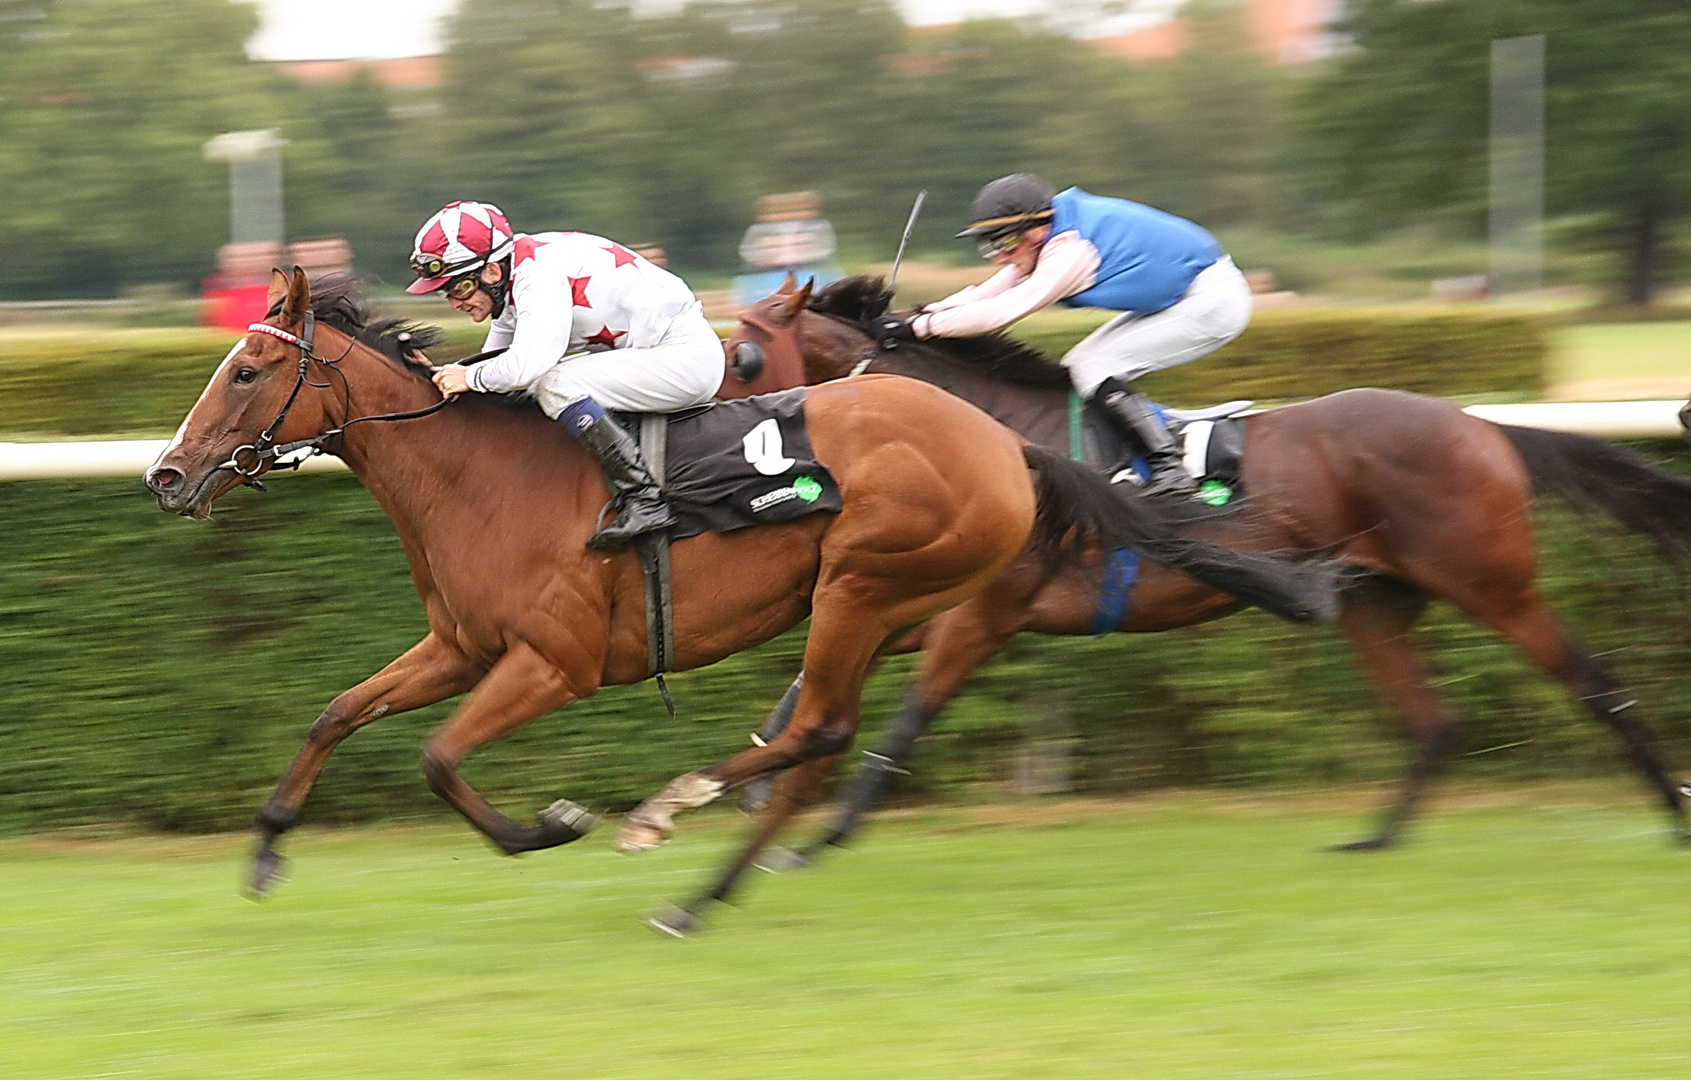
[214,310,471,490]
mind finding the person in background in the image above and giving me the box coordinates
[408,201,723,549]
[729,191,845,310]
[870,174,1252,498]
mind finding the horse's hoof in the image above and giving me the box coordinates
[539,799,600,844]
[752,845,810,873]
[1325,837,1392,853]
[643,904,702,938]
[247,849,288,899]
[616,818,668,853]
[740,777,774,814]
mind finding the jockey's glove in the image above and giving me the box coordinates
[868,313,918,346]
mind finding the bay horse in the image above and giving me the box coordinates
[142,270,1335,933]
[721,275,1691,865]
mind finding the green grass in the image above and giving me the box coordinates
[5,785,1691,1078]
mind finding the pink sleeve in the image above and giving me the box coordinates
[914,232,1099,338]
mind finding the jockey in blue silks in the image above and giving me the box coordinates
[869,174,1252,498]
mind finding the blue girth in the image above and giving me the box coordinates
[1090,546,1140,636]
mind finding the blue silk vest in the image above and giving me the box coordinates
[1050,187,1222,315]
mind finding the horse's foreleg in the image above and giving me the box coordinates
[648,753,844,938]
[420,641,600,855]
[1334,577,1447,851]
[249,632,482,896]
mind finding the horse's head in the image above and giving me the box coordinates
[717,274,818,399]
[145,268,347,518]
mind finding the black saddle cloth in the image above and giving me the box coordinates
[618,387,842,541]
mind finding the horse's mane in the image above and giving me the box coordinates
[808,275,1072,390]
[268,273,446,377]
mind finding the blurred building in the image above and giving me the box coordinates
[1077,0,1346,64]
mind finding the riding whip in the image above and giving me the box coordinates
[885,188,927,304]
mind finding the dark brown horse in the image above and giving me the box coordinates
[723,275,1691,863]
[142,270,1334,934]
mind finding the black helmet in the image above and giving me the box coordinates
[956,173,1056,238]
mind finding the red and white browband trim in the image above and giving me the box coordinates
[247,322,305,347]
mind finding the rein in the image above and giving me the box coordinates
[216,314,498,489]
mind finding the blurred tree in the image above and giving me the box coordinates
[0,0,283,298]
[281,72,424,292]
[1301,0,1691,304]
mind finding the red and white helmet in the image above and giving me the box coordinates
[406,200,516,294]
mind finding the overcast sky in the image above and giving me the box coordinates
[243,0,1050,61]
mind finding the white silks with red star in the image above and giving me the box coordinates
[463,230,715,406]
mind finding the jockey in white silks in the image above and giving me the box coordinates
[867,174,1251,498]
[408,201,723,549]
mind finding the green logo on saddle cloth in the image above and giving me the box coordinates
[1197,480,1233,506]
[750,474,825,513]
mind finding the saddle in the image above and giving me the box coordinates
[612,387,843,688]
[1074,395,1253,505]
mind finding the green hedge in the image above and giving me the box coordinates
[0,308,1543,439]
[1011,308,1547,405]
[0,323,488,439]
[3,453,1689,835]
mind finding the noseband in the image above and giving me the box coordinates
[214,311,471,490]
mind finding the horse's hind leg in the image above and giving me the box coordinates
[1471,595,1691,843]
[420,641,602,855]
[1334,575,1454,851]
[250,632,482,896]
[800,590,1030,859]
[648,752,845,938]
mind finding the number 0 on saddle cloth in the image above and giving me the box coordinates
[619,387,843,538]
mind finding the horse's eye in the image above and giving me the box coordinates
[233,368,258,385]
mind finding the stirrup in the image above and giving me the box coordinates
[1139,463,1199,498]
[588,494,674,550]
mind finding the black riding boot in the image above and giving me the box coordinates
[1092,376,1198,497]
[570,413,675,550]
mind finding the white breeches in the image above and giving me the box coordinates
[1061,256,1252,399]
[533,309,726,418]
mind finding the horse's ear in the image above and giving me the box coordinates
[776,272,797,295]
[778,277,814,321]
[280,265,310,323]
[265,268,290,313]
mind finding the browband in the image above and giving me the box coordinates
[247,322,305,347]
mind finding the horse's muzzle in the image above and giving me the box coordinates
[144,460,226,518]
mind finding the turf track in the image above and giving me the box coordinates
[4,784,1690,1079]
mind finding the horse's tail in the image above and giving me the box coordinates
[1021,443,1343,625]
[1496,423,1691,567]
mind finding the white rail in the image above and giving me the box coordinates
[0,440,348,481]
[0,400,1685,482]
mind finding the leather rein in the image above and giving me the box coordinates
[215,312,498,490]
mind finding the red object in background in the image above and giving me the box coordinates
[200,279,272,331]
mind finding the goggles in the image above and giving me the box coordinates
[443,272,483,301]
[409,252,484,281]
[976,230,1028,259]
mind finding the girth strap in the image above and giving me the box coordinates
[635,413,677,714]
